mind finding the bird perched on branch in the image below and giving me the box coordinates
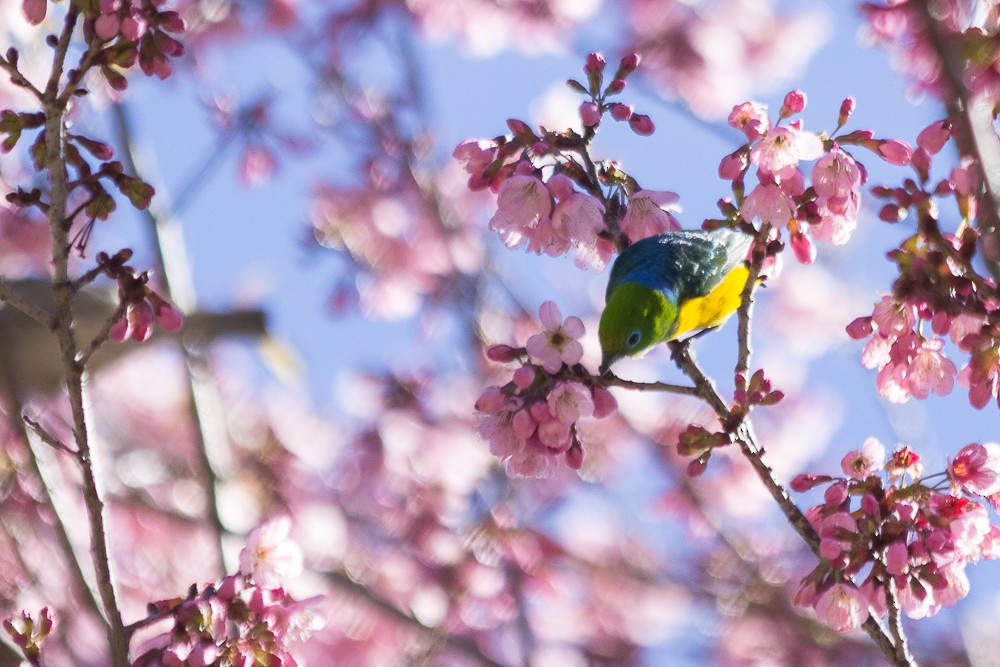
[598,228,754,373]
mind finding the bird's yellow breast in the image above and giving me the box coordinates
[673,264,750,339]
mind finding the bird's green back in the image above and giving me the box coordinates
[606,229,752,304]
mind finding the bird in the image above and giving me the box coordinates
[598,228,754,373]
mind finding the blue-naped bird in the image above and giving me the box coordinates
[598,228,753,373]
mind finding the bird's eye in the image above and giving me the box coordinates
[626,331,641,348]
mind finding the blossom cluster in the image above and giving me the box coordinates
[453,52,680,270]
[476,301,616,477]
[96,249,184,343]
[722,91,909,267]
[792,439,1000,633]
[132,518,321,666]
[846,117,1000,409]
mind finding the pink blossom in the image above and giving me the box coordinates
[128,301,155,342]
[935,563,970,608]
[811,148,863,245]
[620,190,681,242]
[546,173,574,200]
[489,174,552,250]
[551,192,605,248]
[860,333,892,369]
[239,517,304,588]
[740,182,794,226]
[504,435,558,478]
[949,443,1000,497]
[906,338,956,399]
[749,125,823,179]
[453,140,495,184]
[546,382,594,424]
[813,582,869,633]
[840,437,886,480]
[887,446,924,481]
[871,296,916,335]
[898,577,936,619]
[525,301,584,373]
[948,312,986,347]
[728,101,770,141]
[876,361,910,403]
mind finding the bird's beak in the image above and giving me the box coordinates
[599,352,616,377]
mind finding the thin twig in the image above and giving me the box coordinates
[324,569,508,667]
[77,301,127,367]
[0,53,43,99]
[22,415,78,456]
[0,278,57,329]
[41,6,130,665]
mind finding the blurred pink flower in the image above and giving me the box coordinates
[239,517,304,588]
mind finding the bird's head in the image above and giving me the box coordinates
[598,282,677,374]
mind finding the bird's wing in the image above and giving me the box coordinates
[607,230,752,301]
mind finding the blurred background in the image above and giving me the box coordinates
[1,0,997,664]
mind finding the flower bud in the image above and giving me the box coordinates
[579,101,601,127]
[838,97,855,126]
[845,316,873,340]
[628,113,654,136]
[780,90,806,117]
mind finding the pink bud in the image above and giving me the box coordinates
[608,103,632,121]
[109,316,130,343]
[687,454,709,477]
[885,541,909,576]
[790,231,816,264]
[158,10,186,32]
[628,113,654,136]
[486,344,517,363]
[911,147,931,176]
[584,52,605,74]
[718,152,746,180]
[838,97,855,125]
[579,102,601,127]
[780,90,806,117]
[590,385,617,418]
[790,474,828,492]
[95,13,120,39]
[512,409,535,439]
[877,139,913,165]
[606,79,626,93]
[566,442,584,469]
[824,481,848,506]
[21,0,46,24]
[617,53,640,77]
[512,366,535,390]
[845,316,873,340]
[917,120,950,155]
[878,204,907,223]
[154,301,183,331]
[860,493,879,517]
[475,386,507,413]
